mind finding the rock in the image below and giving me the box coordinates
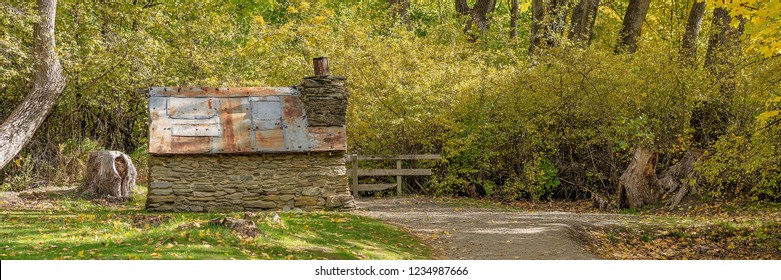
[225,193,243,200]
[192,185,216,192]
[209,217,259,238]
[150,189,173,195]
[294,197,318,206]
[193,191,214,197]
[245,200,276,209]
[148,195,175,203]
[149,181,172,189]
[132,215,171,228]
[326,194,356,210]
[301,187,322,196]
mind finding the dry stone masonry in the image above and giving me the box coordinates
[147,153,354,212]
[300,76,348,127]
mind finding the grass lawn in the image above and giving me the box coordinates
[0,187,431,260]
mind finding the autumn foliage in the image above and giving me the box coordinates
[1,1,779,204]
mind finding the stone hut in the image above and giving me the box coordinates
[145,58,355,212]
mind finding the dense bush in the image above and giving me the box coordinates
[1,1,779,202]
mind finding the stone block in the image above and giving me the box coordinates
[294,197,318,206]
[245,200,277,209]
[301,187,322,196]
[150,189,173,195]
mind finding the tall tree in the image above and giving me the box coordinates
[568,0,601,46]
[0,0,66,170]
[510,0,519,39]
[689,7,746,147]
[530,0,546,52]
[705,7,745,69]
[456,0,497,36]
[615,0,652,53]
[680,0,707,63]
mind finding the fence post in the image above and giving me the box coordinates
[396,160,402,196]
[351,154,359,198]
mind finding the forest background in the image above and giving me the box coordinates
[1,0,779,208]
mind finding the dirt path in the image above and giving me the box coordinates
[355,197,638,260]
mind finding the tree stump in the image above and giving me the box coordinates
[80,151,137,199]
[659,149,703,209]
[618,147,659,209]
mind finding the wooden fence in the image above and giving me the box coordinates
[346,154,441,197]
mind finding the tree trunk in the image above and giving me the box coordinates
[615,0,652,54]
[659,149,702,208]
[510,0,519,39]
[691,7,745,148]
[387,0,411,26]
[618,147,659,209]
[530,0,546,53]
[544,0,570,47]
[456,0,497,36]
[705,7,745,70]
[679,0,706,63]
[569,0,600,46]
[80,151,137,199]
[0,0,66,170]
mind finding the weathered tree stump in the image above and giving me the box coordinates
[616,147,705,210]
[659,149,702,209]
[618,147,659,209]
[80,151,137,199]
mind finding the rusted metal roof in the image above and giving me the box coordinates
[148,87,346,154]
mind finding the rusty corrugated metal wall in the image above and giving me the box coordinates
[148,87,346,154]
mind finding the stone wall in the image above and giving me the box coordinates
[145,152,355,212]
[299,76,348,126]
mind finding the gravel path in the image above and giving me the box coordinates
[355,197,638,260]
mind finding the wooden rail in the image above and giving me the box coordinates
[347,154,441,197]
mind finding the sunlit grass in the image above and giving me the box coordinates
[0,193,431,260]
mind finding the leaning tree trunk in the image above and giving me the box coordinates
[615,0,652,54]
[659,149,703,209]
[80,151,137,199]
[618,147,659,209]
[0,0,66,170]
[679,0,707,64]
[569,0,601,46]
